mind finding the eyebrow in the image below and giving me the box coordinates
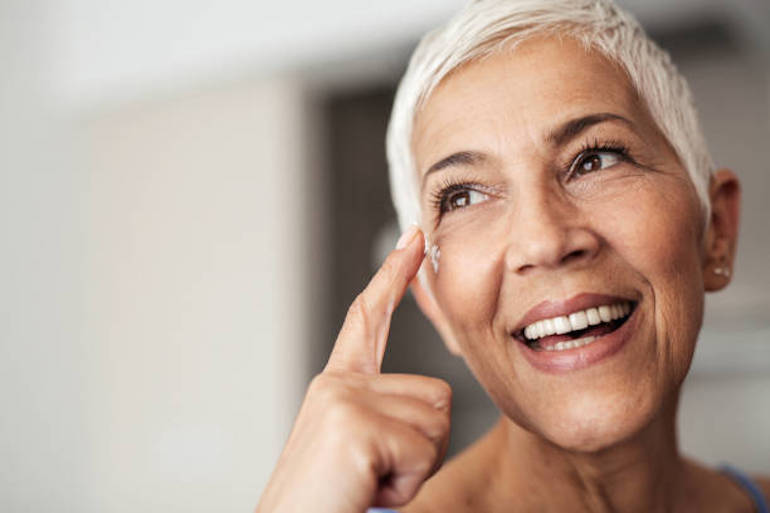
[421,151,487,188]
[546,112,632,146]
[420,112,632,188]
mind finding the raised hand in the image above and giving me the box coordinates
[257,226,452,513]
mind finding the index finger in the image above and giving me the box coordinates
[325,226,426,374]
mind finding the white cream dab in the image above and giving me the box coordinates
[429,244,441,273]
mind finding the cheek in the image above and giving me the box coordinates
[595,176,705,374]
[580,172,703,288]
[428,221,523,405]
[614,180,702,290]
[428,216,508,341]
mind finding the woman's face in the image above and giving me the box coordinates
[412,36,708,451]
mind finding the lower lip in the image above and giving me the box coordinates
[514,306,639,374]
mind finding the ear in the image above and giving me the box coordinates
[703,168,741,292]
[410,271,462,355]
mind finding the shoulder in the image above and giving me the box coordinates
[400,454,486,513]
[402,427,507,513]
[753,474,770,502]
[718,465,770,510]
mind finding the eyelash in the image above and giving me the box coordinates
[565,138,631,180]
[429,178,488,220]
[429,139,633,222]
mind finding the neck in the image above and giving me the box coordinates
[490,401,690,513]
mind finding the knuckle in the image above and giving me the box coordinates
[313,378,375,422]
[424,409,450,441]
[308,373,349,404]
[307,375,382,448]
[346,294,373,331]
[418,438,440,472]
[307,373,335,396]
[323,395,361,427]
[429,378,452,408]
[305,379,335,411]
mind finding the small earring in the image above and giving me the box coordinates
[713,266,731,277]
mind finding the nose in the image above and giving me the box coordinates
[505,188,601,275]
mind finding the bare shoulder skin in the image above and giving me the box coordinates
[400,424,503,513]
[401,421,764,513]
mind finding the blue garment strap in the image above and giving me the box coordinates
[721,465,769,513]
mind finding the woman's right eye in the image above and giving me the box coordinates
[440,186,489,214]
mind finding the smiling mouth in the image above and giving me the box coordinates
[513,301,636,352]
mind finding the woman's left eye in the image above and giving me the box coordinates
[570,149,624,178]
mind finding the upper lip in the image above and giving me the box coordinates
[511,292,638,336]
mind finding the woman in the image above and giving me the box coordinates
[258,1,768,511]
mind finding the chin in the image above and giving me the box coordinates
[515,384,668,454]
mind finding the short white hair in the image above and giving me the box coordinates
[386,0,714,232]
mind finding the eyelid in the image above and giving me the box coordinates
[564,141,631,181]
[438,182,489,209]
[570,149,622,173]
[428,179,499,224]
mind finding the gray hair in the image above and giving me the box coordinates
[386,0,714,232]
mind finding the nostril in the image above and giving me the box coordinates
[517,263,535,274]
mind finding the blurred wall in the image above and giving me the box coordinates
[1,2,91,509]
[75,77,313,511]
[2,2,317,506]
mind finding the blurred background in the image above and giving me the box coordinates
[1,0,769,511]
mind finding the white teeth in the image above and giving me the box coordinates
[521,301,633,341]
[554,316,571,334]
[545,336,596,352]
[568,311,589,331]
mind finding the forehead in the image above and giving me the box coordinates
[412,35,649,171]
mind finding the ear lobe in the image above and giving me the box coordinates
[410,271,462,355]
[703,168,741,292]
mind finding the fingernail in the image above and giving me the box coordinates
[395,224,419,250]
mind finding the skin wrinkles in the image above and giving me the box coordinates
[404,34,746,513]
[419,110,678,236]
[422,112,635,188]
[421,120,670,210]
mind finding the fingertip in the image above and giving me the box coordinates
[417,228,426,256]
[412,228,428,261]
